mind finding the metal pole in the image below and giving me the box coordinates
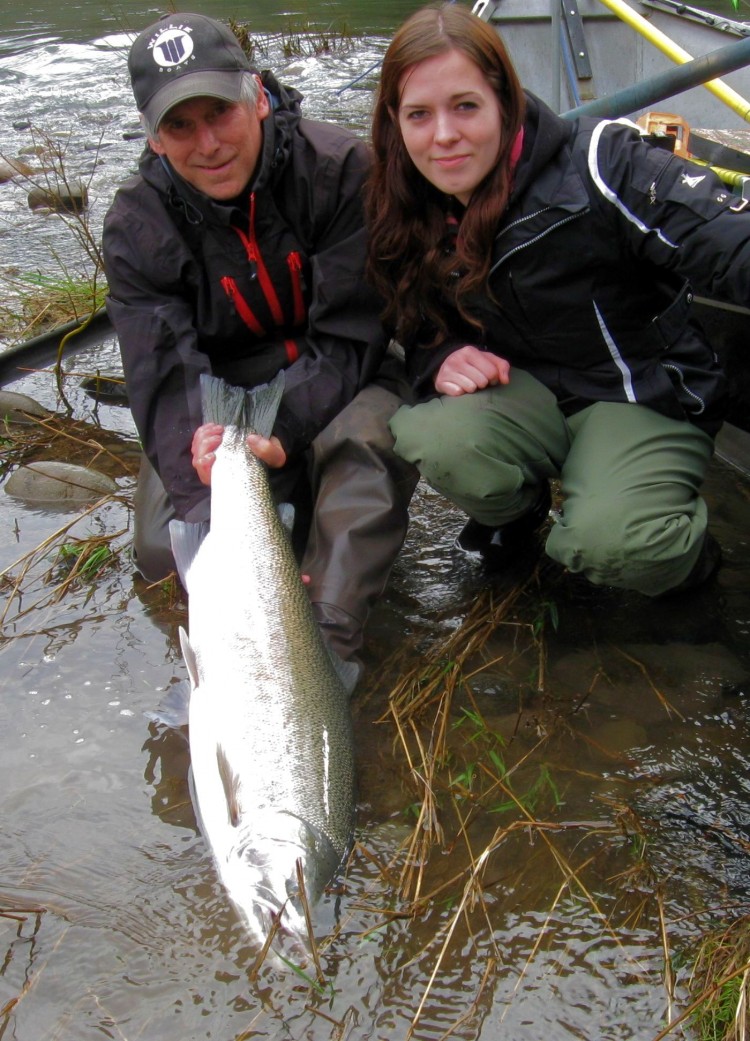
[562,33,750,119]
[552,0,562,112]
[596,0,750,119]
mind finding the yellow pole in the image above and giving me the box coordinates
[596,0,750,122]
[689,158,749,186]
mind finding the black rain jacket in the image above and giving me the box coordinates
[103,72,385,522]
[406,92,750,435]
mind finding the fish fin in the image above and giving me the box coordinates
[178,626,201,692]
[199,372,284,438]
[326,646,361,697]
[169,519,209,589]
[282,814,344,912]
[217,745,242,827]
[144,679,191,728]
[277,501,295,538]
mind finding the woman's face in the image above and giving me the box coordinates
[396,47,503,206]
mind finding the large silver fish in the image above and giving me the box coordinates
[169,372,356,954]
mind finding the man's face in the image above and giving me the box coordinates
[149,81,270,200]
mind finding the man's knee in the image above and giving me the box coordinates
[312,386,419,499]
[132,454,177,582]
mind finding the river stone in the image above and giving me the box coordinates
[0,389,49,422]
[27,181,88,213]
[5,461,116,503]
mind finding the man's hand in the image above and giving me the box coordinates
[192,423,223,485]
[246,432,287,469]
[191,423,288,485]
[435,346,511,396]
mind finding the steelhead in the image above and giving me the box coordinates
[169,373,356,953]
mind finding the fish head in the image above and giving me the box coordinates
[222,810,345,959]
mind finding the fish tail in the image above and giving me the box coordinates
[200,373,284,438]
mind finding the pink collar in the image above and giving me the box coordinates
[509,127,524,171]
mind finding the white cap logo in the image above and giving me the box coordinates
[150,27,195,69]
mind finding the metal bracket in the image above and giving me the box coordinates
[730,177,750,212]
[561,0,593,81]
[472,0,503,22]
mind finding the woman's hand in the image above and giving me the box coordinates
[191,425,288,485]
[435,346,511,396]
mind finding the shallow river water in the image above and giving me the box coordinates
[1,6,750,1041]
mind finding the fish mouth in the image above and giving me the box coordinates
[239,882,313,969]
[227,820,344,958]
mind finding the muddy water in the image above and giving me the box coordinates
[1,337,750,1040]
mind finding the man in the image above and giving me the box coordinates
[103,12,418,673]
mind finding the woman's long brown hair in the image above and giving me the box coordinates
[365,3,525,347]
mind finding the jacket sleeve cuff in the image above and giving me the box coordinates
[183,495,211,524]
[407,338,466,397]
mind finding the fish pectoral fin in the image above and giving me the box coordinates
[144,679,191,728]
[326,647,361,697]
[276,502,295,540]
[178,626,201,691]
[281,816,343,911]
[169,520,209,588]
[216,745,243,827]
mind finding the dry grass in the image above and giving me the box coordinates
[321,567,750,1040]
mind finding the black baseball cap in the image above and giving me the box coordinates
[128,13,255,131]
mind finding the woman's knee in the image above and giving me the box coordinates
[546,496,707,594]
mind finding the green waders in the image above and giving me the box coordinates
[389,369,715,596]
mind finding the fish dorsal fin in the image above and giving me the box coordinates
[217,745,242,827]
[178,626,201,691]
[199,372,284,437]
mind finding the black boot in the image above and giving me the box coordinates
[456,483,552,561]
[658,533,722,597]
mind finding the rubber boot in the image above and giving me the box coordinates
[456,483,552,566]
[656,533,722,598]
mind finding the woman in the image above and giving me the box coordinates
[365,2,750,595]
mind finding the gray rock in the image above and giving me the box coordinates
[27,181,89,213]
[0,390,49,423]
[5,461,117,503]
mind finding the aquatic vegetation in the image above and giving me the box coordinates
[0,405,138,628]
[279,19,359,58]
[0,269,106,344]
[227,15,360,65]
[688,916,750,1041]
[56,538,115,581]
[0,128,106,344]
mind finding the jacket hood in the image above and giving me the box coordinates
[511,91,575,199]
[136,69,303,224]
